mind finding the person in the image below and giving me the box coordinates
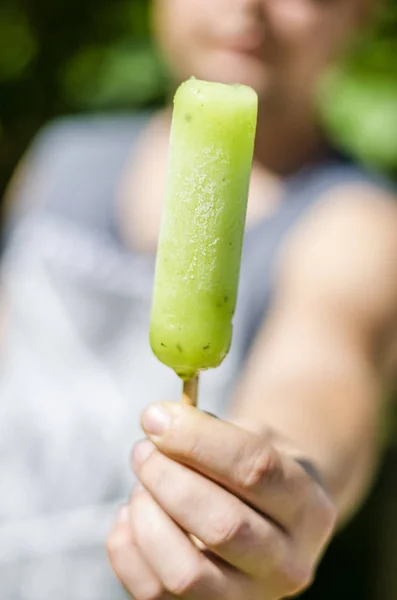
[1,0,396,598]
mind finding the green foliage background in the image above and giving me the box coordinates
[1,0,397,198]
[1,1,397,598]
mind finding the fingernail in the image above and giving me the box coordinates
[116,504,129,523]
[141,404,172,436]
[133,439,155,466]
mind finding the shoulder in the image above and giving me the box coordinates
[30,113,149,156]
[292,150,395,202]
[278,176,397,342]
[4,113,149,237]
[26,112,149,196]
[289,172,397,256]
[286,152,397,259]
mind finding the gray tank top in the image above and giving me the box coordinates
[0,115,392,599]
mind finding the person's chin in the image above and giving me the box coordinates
[194,51,275,97]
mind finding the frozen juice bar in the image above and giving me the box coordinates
[150,78,258,381]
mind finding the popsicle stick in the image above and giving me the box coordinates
[182,374,199,407]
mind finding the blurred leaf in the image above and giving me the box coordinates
[319,1,397,174]
[96,1,150,38]
[0,6,37,82]
[1,0,397,199]
[60,40,166,109]
[320,70,397,172]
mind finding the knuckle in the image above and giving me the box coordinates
[139,582,165,600]
[299,568,315,593]
[240,446,280,490]
[166,561,204,596]
[207,508,251,549]
[283,564,314,596]
[259,529,289,577]
[309,490,337,539]
[289,500,307,530]
[138,458,154,485]
[182,432,205,463]
[106,526,130,559]
[270,552,314,597]
[321,494,337,530]
[163,415,203,461]
[138,453,167,490]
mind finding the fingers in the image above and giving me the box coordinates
[133,441,302,589]
[130,489,253,599]
[109,403,335,600]
[140,403,312,530]
[107,505,167,600]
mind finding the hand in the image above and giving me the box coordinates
[107,403,336,599]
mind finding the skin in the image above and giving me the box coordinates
[153,0,375,172]
[107,1,397,598]
[4,0,395,598]
[107,1,397,597]
[108,188,397,599]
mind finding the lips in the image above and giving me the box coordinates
[215,33,264,58]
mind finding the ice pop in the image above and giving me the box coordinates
[150,78,258,399]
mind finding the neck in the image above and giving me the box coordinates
[158,100,328,178]
[254,102,329,176]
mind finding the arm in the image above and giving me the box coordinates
[108,184,397,600]
[230,184,397,523]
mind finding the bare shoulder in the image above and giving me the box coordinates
[281,182,397,289]
[277,181,397,345]
[289,182,397,255]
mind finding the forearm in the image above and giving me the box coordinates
[229,338,386,524]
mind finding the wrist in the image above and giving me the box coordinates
[229,415,329,491]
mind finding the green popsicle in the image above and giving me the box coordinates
[150,78,258,399]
